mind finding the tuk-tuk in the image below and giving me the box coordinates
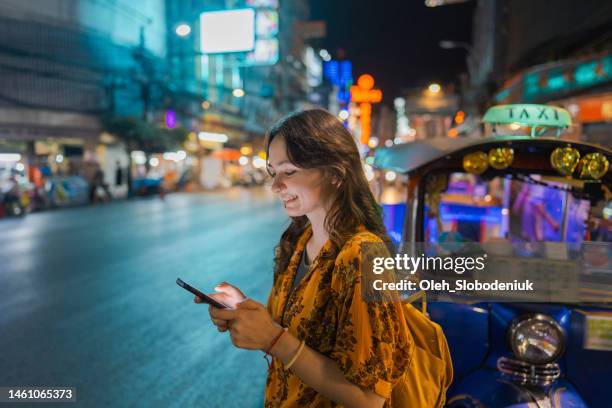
[374,104,611,407]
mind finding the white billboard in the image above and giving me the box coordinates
[200,9,255,54]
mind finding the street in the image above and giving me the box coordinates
[0,188,287,407]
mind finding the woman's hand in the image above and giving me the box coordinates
[194,282,247,332]
[210,299,282,351]
[196,281,247,308]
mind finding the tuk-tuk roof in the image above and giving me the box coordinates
[373,136,611,174]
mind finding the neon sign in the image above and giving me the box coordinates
[350,74,382,145]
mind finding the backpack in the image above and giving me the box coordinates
[392,297,454,407]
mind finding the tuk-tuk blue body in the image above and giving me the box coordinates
[374,109,612,407]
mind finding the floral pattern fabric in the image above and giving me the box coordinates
[264,225,414,407]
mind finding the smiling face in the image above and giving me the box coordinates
[267,135,327,218]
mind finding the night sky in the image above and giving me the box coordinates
[309,0,475,104]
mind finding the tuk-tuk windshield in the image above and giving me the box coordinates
[423,172,610,244]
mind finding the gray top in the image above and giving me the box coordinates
[291,249,310,292]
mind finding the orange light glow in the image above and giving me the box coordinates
[357,74,375,90]
[350,74,383,145]
[455,110,465,124]
[448,128,458,138]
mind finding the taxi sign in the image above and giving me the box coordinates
[483,104,572,129]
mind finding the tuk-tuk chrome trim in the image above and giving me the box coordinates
[497,356,561,386]
[507,314,566,365]
[374,136,612,175]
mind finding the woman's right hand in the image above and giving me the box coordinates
[194,282,247,332]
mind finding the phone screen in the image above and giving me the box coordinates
[176,278,230,309]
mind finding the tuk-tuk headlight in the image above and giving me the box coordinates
[508,314,565,364]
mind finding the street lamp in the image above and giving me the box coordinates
[428,83,442,94]
[439,40,472,54]
[425,0,470,7]
[319,49,331,61]
[175,23,191,37]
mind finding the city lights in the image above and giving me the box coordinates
[163,151,187,162]
[175,23,192,37]
[455,110,465,124]
[385,171,397,182]
[165,110,177,129]
[368,136,379,149]
[131,151,147,165]
[425,0,470,7]
[0,153,21,162]
[0,2,609,406]
[198,132,228,143]
[364,164,375,182]
[200,9,255,53]
[350,73,383,145]
[252,156,266,169]
[428,83,441,94]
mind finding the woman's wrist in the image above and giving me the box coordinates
[270,331,302,363]
[263,325,286,353]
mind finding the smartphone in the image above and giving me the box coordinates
[176,278,230,309]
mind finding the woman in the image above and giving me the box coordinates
[198,109,452,407]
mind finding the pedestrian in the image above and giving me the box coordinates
[196,109,453,407]
[90,167,111,203]
[115,161,123,186]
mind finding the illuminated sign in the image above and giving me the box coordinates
[165,110,176,129]
[324,60,352,86]
[483,104,572,135]
[240,2,279,67]
[304,47,322,87]
[350,74,383,145]
[245,38,279,66]
[255,10,278,37]
[495,53,612,103]
[577,95,612,123]
[246,0,278,7]
[200,9,255,54]
[324,60,353,105]
[324,61,339,84]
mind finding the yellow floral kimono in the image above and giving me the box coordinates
[265,225,453,407]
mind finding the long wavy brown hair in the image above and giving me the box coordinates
[265,109,390,276]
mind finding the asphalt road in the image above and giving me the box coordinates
[0,188,289,407]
